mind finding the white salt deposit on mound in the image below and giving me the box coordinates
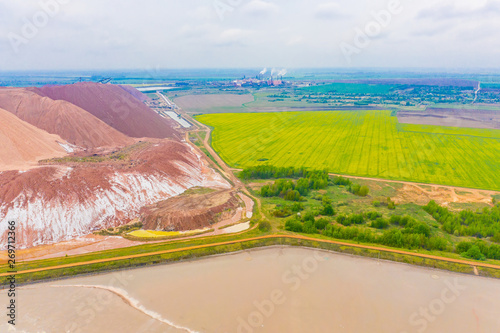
[0,141,230,249]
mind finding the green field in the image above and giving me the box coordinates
[196,110,500,191]
[300,83,398,95]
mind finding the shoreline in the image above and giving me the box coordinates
[3,238,500,289]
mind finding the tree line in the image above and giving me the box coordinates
[424,200,500,239]
[285,212,448,252]
[261,173,329,202]
[239,165,327,180]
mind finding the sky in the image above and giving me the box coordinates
[1,0,499,71]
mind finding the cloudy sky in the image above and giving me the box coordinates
[1,0,499,70]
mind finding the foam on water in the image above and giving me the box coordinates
[52,285,200,333]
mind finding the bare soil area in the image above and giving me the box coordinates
[398,108,500,129]
[174,94,254,111]
[140,189,240,231]
[394,184,495,207]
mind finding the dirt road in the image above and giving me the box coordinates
[328,172,498,195]
[184,113,265,219]
[1,234,498,278]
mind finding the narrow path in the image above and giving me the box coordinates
[472,82,481,104]
[183,112,265,220]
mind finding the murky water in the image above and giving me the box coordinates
[2,247,500,333]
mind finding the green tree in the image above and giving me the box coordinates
[285,219,303,232]
[315,218,329,230]
[321,204,336,216]
[358,186,370,197]
[462,245,486,261]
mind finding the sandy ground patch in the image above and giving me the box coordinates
[222,221,250,233]
[394,184,495,206]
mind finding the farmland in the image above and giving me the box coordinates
[299,82,399,95]
[196,110,500,191]
[174,93,254,113]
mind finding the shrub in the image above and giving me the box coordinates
[390,215,412,227]
[491,233,500,244]
[390,215,401,225]
[348,214,364,225]
[366,211,382,220]
[290,202,304,212]
[302,212,316,223]
[427,237,449,251]
[258,221,271,232]
[462,245,486,261]
[284,189,302,202]
[273,207,292,217]
[370,218,389,229]
[403,220,431,237]
[387,198,396,210]
[315,218,330,230]
[320,204,336,216]
[303,220,317,234]
[331,176,352,186]
[456,241,472,254]
[358,186,370,197]
[372,201,381,207]
[285,219,303,232]
[348,184,370,197]
[336,215,349,226]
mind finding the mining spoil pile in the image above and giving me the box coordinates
[0,83,229,248]
[37,82,179,139]
[0,140,229,248]
[0,107,68,171]
[141,189,240,231]
[118,84,151,102]
[0,87,134,149]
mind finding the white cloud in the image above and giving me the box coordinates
[314,2,346,20]
[241,0,279,17]
[0,0,499,69]
[417,1,500,21]
[216,29,253,46]
[287,35,304,46]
